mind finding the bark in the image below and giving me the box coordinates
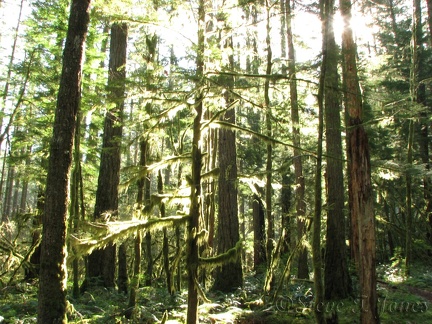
[87,22,128,288]
[341,0,379,322]
[280,172,292,254]
[70,111,83,299]
[37,1,91,322]
[264,0,275,276]
[126,139,146,318]
[159,170,173,294]
[253,190,266,271]
[2,165,14,221]
[24,190,43,281]
[405,119,414,275]
[186,0,205,321]
[117,242,128,294]
[323,0,351,300]
[212,32,243,292]
[312,3,326,319]
[284,0,309,279]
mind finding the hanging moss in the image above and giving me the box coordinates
[199,240,243,271]
[69,215,189,260]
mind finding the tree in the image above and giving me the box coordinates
[86,22,128,289]
[37,0,91,322]
[322,0,351,300]
[264,0,274,270]
[186,0,205,321]
[284,0,309,280]
[341,0,379,322]
[212,34,243,292]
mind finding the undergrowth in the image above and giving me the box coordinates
[1,262,432,323]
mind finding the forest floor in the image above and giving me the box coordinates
[1,261,432,323]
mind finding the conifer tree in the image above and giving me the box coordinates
[37,0,91,322]
[86,22,128,288]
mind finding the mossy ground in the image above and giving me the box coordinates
[1,262,432,323]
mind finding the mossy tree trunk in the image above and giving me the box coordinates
[186,0,205,321]
[126,138,147,318]
[37,0,91,322]
[212,34,243,292]
[87,22,128,288]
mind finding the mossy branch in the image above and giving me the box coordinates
[198,240,243,270]
[69,215,189,260]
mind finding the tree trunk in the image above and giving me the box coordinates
[70,111,83,299]
[25,190,44,281]
[264,0,275,283]
[323,0,351,300]
[2,165,14,222]
[186,0,205,321]
[253,189,266,272]
[410,0,429,270]
[312,4,327,319]
[213,35,243,292]
[284,0,309,280]
[0,0,25,147]
[340,0,379,322]
[87,22,127,289]
[37,1,91,322]
[126,138,146,318]
[159,169,173,294]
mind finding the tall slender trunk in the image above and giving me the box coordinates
[0,0,25,147]
[340,0,378,322]
[87,22,128,288]
[186,0,205,321]
[126,138,147,318]
[159,169,173,294]
[2,165,15,222]
[70,111,83,299]
[264,0,274,276]
[312,3,326,319]
[37,1,91,322]
[284,0,309,279]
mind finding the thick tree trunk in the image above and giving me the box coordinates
[87,22,127,288]
[37,1,91,322]
[340,0,379,322]
[213,37,243,291]
[323,0,351,300]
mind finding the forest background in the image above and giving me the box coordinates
[1,0,432,323]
